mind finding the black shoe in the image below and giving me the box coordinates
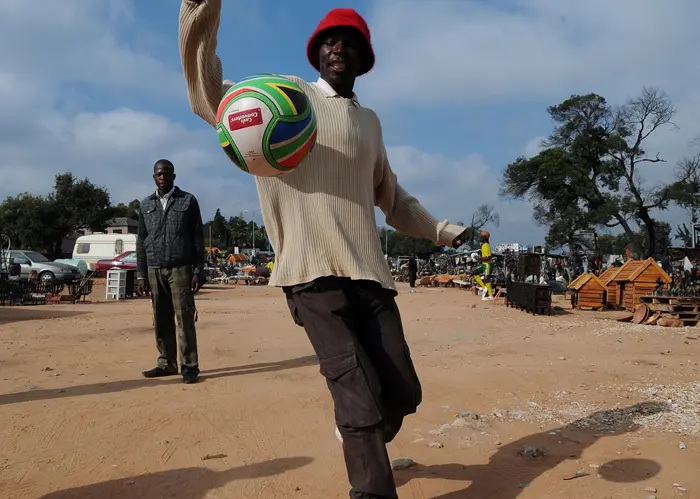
[182,372,199,384]
[142,366,178,378]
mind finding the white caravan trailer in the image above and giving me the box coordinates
[71,233,137,270]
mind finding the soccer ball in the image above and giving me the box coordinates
[216,74,317,177]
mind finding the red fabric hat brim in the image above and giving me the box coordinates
[307,9,375,76]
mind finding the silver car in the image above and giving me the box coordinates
[6,250,81,284]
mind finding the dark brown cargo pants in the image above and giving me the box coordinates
[286,277,422,499]
[148,266,199,375]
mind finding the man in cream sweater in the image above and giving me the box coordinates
[180,2,467,497]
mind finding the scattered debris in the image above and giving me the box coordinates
[456,410,479,421]
[124,480,135,486]
[643,486,657,493]
[41,367,54,372]
[428,441,444,449]
[562,471,588,480]
[520,445,546,460]
[201,453,228,461]
[680,442,687,450]
[658,317,682,328]
[391,458,416,470]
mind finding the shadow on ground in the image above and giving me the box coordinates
[0,307,91,326]
[395,402,668,499]
[0,355,318,406]
[37,457,313,498]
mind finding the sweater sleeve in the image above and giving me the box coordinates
[179,0,232,128]
[374,131,465,247]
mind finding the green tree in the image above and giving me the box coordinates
[675,223,693,247]
[51,173,115,255]
[0,194,59,252]
[113,199,141,219]
[226,215,247,249]
[502,88,693,258]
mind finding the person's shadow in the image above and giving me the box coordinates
[395,402,668,498]
[38,456,313,498]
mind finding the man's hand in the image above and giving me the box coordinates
[191,273,204,293]
[452,230,467,249]
[137,278,149,296]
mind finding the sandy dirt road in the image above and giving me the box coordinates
[1,282,699,498]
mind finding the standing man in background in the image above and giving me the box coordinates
[136,159,205,384]
[474,231,494,300]
[407,256,418,288]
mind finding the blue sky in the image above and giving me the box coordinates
[1,0,699,246]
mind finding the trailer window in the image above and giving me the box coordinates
[115,239,124,255]
[76,244,90,254]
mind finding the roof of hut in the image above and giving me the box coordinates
[599,266,621,285]
[627,258,672,283]
[568,272,606,291]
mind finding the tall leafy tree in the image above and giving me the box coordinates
[0,194,59,252]
[502,87,694,258]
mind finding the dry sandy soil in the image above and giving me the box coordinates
[1,281,699,499]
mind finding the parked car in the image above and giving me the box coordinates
[6,250,81,284]
[95,251,137,273]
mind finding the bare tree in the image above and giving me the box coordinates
[462,204,500,247]
[607,87,678,256]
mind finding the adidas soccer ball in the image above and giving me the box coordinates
[216,74,317,177]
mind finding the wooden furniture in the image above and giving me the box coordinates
[568,272,606,310]
[506,281,552,315]
[518,254,541,281]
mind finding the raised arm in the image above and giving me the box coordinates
[374,129,466,248]
[179,0,232,127]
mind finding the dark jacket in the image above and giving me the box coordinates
[136,187,205,278]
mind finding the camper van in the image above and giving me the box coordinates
[72,233,137,270]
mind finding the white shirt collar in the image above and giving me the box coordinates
[156,186,175,200]
[315,77,360,106]
[156,186,175,209]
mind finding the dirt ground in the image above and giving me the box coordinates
[1,281,699,499]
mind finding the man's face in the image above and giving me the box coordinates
[318,27,363,86]
[153,165,175,193]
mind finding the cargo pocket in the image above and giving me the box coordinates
[319,351,383,428]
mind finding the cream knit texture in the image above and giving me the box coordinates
[179,0,465,291]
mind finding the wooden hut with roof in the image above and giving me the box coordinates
[599,265,622,308]
[611,258,671,311]
[567,272,607,310]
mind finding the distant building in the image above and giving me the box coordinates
[495,243,524,253]
[82,217,139,235]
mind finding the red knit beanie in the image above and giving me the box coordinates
[306,8,375,76]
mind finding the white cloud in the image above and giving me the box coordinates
[357,0,700,241]
[0,0,695,249]
[383,146,541,243]
[523,136,547,159]
[361,0,700,106]
[0,0,260,218]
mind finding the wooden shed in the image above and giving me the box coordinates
[612,258,671,311]
[567,272,607,310]
[599,266,622,308]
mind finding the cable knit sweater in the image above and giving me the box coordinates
[178,0,465,291]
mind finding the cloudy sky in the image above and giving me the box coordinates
[1,0,699,244]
